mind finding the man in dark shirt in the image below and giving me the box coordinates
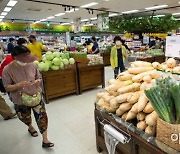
[148,36,156,49]
[7,38,15,54]
[91,36,99,54]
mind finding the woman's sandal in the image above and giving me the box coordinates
[28,129,38,137]
[42,142,54,148]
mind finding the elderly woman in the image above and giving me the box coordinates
[2,45,54,148]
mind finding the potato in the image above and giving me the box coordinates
[119,102,132,112]
[117,73,133,81]
[137,112,146,121]
[132,70,156,82]
[127,91,141,104]
[128,67,154,75]
[118,83,141,94]
[143,102,154,113]
[137,121,147,131]
[126,111,137,121]
[115,93,132,104]
[145,126,155,136]
[145,111,158,126]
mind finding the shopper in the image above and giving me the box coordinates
[2,45,54,148]
[70,36,77,51]
[7,38,15,54]
[148,36,156,49]
[0,39,7,52]
[155,37,162,49]
[17,38,28,46]
[27,35,47,60]
[0,95,16,120]
[92,36,99,54]
[110,36,128,79]
[0,44,5,63]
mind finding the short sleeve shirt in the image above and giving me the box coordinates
[2,62,42,105]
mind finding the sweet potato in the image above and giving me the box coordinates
[137,92,149,112]
[143,102,154,113]
[126,111,137,121]
[117,83,141,94]
[145,111,158,126]
[127,91,142,104]
[128,67,154,75]
[137,112,146,121]
[119,102,132,112]
[137,121,147,131]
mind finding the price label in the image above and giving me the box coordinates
[166,36,180,58]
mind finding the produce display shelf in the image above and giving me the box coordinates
[100,52,111,66]
[94,106,178,154]
[78,64,105,94]
[42,65,79,103]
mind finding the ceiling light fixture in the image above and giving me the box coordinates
[109,13,118,17]
[40,19,47,22]
[153,14,165,17]
[81,19,89,22]
[66,8,79,13]
[122,10,139,14]
[3,7,12,12]
[145,5,168,10]
[91,17,97,20]
[47,16,55,19]
[55,13,65,17]
[0,16,5,19]
[81,2,98,8]
[7,0,18,7]
[1,12,8,16]
[172,12,180,16]
[61,23,70,25]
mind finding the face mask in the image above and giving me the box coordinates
[17,61,27,66]
[22,43,27,46]
[116,41,122,46]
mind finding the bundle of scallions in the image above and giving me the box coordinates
[145,77,180,124]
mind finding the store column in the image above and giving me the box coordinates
[74,18,81,33]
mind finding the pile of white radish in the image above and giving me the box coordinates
[155,58,180,74]
[96,61,162,136]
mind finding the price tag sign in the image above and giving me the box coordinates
[166,36,180,58]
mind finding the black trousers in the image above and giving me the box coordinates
[114,65,125,79]
[0,78,6,93]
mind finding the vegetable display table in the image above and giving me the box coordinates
[94,106,178,154]
[100,52,111,66]
[78,64,105,94]
[42,66,79,103]
[154,55,165,63]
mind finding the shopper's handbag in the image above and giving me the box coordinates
[9,64,41,107]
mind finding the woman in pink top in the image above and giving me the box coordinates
[2,45,54,148]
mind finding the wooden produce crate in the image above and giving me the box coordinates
[154,55,165,63]
[95,107,178,154]
[101,52,111,66]
[42,65,79,103]
[78,64,105,94]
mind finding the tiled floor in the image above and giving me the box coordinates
[0,66,113,154]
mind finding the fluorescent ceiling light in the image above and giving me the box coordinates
[65,8,79,13]
[109,13,118,17]
[34,21,41,24]
[145,5,168,10]
[0,16,5,19]
[47,16,55,19]
[3,7,12,12]
[71,21,74,24]
[84,23,94,26]
[61,23,70,25]
[1,12,8,16]
[172,12,180,16]
[153,15,165,17]
[55,13,65,17]
[7,0,18,7]
[91,17,97,20]
[81,2,98,8]
[122,10,139,14]
[81,19,89,22]
[40,19,47,22]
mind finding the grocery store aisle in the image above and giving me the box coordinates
[0,66,113,154]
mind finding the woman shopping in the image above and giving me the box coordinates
[2,45,54,148]
[110,36,128,79]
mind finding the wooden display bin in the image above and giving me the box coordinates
[101,52,111,66]
[42,65,79,103]
[78,64,105,94]
[95,107,178,154]
[154,55,165,63]
[137,57,154,63]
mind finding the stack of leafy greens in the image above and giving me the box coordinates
[145,77,180,124]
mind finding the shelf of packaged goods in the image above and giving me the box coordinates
[77,64,105,94]
[94,106,178,154]
[42,65,79,103]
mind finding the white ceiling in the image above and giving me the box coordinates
[0,0,180,23]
